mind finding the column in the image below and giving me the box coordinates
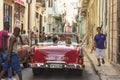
[0,0,3,30]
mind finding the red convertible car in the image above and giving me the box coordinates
[30,33,84,75]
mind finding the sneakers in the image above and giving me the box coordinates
[97,59,105,67]
[12,78,16,80]
[7,78,12,80]
[7,77,16,80]
[97,64,101,67]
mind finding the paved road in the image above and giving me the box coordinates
[13,55,100,80]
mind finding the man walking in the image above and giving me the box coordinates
[21,30,29,45]
[0,27,23,80]
[91,27,107,66]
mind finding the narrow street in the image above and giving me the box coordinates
[1,0,120,80]
[14,54,100,80]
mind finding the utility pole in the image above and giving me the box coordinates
[26,0,32,45]
[26,0,32,33]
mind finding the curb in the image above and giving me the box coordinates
[83,47,102,80]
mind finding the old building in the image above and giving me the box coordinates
[3,0,14,32]
[36,0,45,33]
[80,0,99,47]
[108,0,120,64]
[80,0,120,65]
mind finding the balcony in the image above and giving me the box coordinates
[36,0,45,7]
[81,0,89,7]
[36,0,42,3]
[80,6,87,17]
[80,11,86,17]
[80,0,89,17]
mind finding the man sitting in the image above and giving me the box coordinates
[44,35,52,42]
[65,37,72,46]
[52,37,58,46]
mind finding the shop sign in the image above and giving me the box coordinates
[15,0,24,6]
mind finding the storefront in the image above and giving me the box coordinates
[14,0,25,32]
[3,0,13,32]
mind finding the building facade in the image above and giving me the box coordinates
[81,0,120,65]
[80,0,99,47]
[3,0,14,32]
[108,0,119,64]
[0,0,3,30]
[45,0,65,34]
[36,0,45,34]
[0,0,27,33]
[14,0,26,32]
[117,0,120,64]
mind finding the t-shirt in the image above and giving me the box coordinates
[44,39,53,42]
[94,33,106,49]
[0,29,8,49]
[21,34,28,44]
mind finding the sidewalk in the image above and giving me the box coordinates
[83,46,120,80]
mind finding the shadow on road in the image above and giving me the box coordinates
[33,69,83,80]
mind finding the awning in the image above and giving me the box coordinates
[15,0,25,6]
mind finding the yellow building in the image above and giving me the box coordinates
[35,0,46,33]
[2,0,26,33]
[80,0,99,47]
[81,0,120,65]
[1,0,14,31]
[108,0,119,64]
[0,0,3,30]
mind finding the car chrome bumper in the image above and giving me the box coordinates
[29,63,82,69]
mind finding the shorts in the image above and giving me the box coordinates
[0,50,8,64]
[96,48,105,58]
[3,52,21,73]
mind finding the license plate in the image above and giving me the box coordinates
[50,64,63,68]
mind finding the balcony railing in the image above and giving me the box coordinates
[36,0,42,3]
[36,0,45,7]
[81,0,89,7]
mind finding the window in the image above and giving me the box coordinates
[36,12,39,18]
[3,3,12,32]
[48,0,53,7]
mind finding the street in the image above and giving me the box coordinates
[0,0,120,80]
[14,55,100,80]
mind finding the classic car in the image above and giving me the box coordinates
[17,44,31,68]
[29,33,84,75]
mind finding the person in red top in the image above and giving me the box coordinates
[0,22,10,51]
[0,22,10,63]
[0,22,10,78]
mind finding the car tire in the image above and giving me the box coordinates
[32,68,38,76]
[32,68,44,76]
[23,62,29,68]
[69,69,83,76]
[79,69,83,76]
